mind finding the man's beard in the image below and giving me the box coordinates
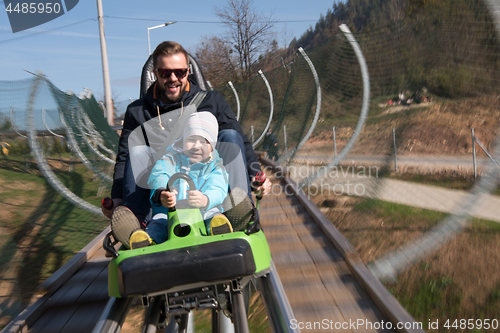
[158,82,187,104]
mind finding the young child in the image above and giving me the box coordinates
[129,111,231,249]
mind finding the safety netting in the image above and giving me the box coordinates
[1,0,500,328]
[0,75,117,326]
[213,0,500,325]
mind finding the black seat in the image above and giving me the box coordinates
[140,53,209,98]
[116,238,256,297]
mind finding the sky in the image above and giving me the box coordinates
[0,0,335,112]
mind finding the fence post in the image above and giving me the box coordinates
[206,81,213,91]
[393,128,398,172]
[228,81,240,121]
[472,127,477,178]
[69,151,74,173]
[333,126,337,158]
[284,125,288,153]
[251,126,254,144]
[253,70,274,148]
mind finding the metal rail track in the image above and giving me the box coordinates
[2,157,422,333]
[258,157,422,333]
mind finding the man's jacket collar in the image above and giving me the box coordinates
[145,80,199,112]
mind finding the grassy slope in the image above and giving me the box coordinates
[314,195,500,332]
[305,95,499,158]
[0,155,109,328]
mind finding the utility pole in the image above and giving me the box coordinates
[96,0,113,126]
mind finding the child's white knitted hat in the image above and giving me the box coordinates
[183,111,218,148]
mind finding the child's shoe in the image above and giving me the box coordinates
[111,206,141,249]
[210,214,233,235]
[129,229,153,249]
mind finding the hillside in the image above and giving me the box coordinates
[302,95,499,158]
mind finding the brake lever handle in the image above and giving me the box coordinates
[251,172,266,201]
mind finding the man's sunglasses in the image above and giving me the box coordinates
[155,68,189,79]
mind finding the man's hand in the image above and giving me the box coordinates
[187,190,208,208]
[101,198,123,219]
[252,177,271,198]
[160,189,178,208]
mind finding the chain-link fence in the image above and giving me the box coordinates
[0,75,117,326]
[214,0,500,326]
[1,0,500,328]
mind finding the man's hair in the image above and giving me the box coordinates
[152,41,190,68]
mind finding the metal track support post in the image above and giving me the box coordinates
[256,262,299,333]
[230,281,250,333]
[211,309,220,333]
[219,310,235,333]
[393,128,398,172]
[92,297,134,333]
[187,312,195,333]
[472,127,477,178]
[143,296,162,333]
[177,314,189,333]
[284,125,287,153]
[333,126,337,158]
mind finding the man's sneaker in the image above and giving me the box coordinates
[111,206,140,249]
[130,229,153,249]
[210,214,233,235]
[222,187,256,231]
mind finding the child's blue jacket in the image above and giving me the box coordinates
[148,142,228,216]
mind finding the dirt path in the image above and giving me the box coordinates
[288,163,500,222]
[376,101,434,116]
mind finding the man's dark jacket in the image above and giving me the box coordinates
[111,80,260,199]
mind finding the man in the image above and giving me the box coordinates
[264,128,279,161]
[102,41,271,222]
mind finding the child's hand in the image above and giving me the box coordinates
[160,189,178,208]
[187,190,208,208]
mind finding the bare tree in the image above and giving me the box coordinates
[214,0,275,80]
[387,0,406,24]
[195,35,239,87]
[279,21,294,52]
